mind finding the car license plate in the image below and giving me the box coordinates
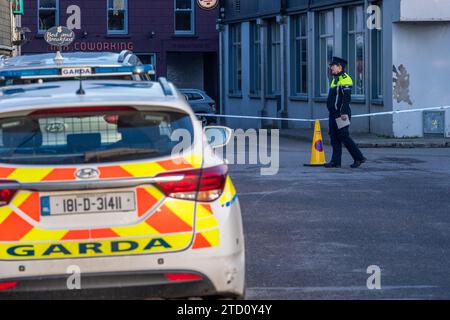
[40,192,136,216]
[61,67,93,77]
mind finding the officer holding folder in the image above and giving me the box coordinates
[325,56,366,168]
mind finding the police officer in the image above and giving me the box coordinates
[325,57,367,168]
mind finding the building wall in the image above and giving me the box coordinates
[223,23,262,129]
[20,0,219,100]
[222,0,282,22]
[399,0,450,21]
[392,22,450,138]
[221,0,450,137]
[369,0,395,137]
[221,0,393,134]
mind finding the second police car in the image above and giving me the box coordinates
[0,50,216,126]
[0,51,155,86]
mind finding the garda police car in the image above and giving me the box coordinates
[0,50,155,87]
[0,78,245,299]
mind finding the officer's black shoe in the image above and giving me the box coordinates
[350,157,367,168]
[324,162,341,168]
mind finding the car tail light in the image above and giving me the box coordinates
[209,103,217,113]
[164,273,203,282]
[0,281,17,291]
[103,114,120,124]
[0,180,19,207]
[156,165,228,202]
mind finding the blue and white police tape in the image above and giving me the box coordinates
[196,105,450,123]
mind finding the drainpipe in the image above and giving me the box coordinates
[218,28,224,125]
[307,0,313,127]
[278,0,288,129]
[277,14,288,129]
[364,0,371,133]
[258,18,267,129]
[218,6,226,126]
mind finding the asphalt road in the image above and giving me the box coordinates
[2,136,449,301]
[228,136,450,300]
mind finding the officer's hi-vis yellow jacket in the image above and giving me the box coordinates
[327,72,353,117]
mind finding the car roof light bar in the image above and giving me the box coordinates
[117,50,133,63]
[0,65,155,79]
[158,77,173,96]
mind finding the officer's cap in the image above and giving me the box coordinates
[329,56,348,68]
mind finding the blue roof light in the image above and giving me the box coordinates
[0,68,60,78]
[0,64,155,79]
[95,64,154,74]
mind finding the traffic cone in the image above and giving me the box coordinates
[304,120,326,167]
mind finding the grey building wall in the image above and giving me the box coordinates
[222,0,391,134]
[223,22,262,129]
[222,0,283,22]
[220,0,450,137]
[392,22,450,138]
[369,0,395,136]
[0,0,12,55]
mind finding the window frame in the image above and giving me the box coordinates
[346,5,365,98]
[135,53,157,80]
[174,0,196,35]
[371,1,383,102]
[291,13,308,97]
[107,0,129,35]
[249,21,261,96]
[37,0,59,34]
[228,23,242,96]
[372,26,383,101]
[317,10,334,97]
[136,53,157,68]
[267,19,281,96]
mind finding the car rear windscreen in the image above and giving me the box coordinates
[0,108,193,165]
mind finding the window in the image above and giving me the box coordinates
[291,14,308,96]
[347,6,365,96]
[136,53,157,68]
[229,24,242,95]
[175,0,195,35]
[107,0,128,34]
[250,22,261,96]
[136,53,157,80]
[0,110,194,165]
[184,92,204,101]
[268,20,281,96]
[318,10,334,96]
[371,3,383,100]
[38,0,59,33]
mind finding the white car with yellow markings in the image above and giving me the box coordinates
[0,78,245,299]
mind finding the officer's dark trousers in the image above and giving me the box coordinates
[329,115,364,165]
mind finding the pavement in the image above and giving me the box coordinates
[227,135,450,299]
[280,128,450,148]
